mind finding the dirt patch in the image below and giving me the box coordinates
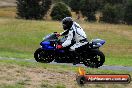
[0,0,16,7]
[0,64,79,88]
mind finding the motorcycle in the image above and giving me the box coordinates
[34,32,106,68]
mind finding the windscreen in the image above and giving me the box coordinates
[43,33,58,41]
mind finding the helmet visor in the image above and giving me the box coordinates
[63,24,68,30]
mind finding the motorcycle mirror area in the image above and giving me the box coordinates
[54,32,61,38]
[54,32,57,33]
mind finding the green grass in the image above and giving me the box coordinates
[0,84,23,88]
[0,18,132,66]
[41,83,66,88]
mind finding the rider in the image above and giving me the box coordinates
[56,17,88,65]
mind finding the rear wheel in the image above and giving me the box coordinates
[83,50,105,68]
[34,48,54,63]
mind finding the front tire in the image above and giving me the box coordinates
[34,48,54,63]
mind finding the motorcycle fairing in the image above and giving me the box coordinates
[40,41,55,50]
[91,39,105,48]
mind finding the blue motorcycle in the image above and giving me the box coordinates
[34,32,106,68]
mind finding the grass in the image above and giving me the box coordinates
[41,83,66,88]
[0,17,132,66]
[0,84,23,88]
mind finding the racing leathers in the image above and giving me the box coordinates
[61,22,88,51]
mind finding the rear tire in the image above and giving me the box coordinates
[34,48,54,63]
[83,50,105,68]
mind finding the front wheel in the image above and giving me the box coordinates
[34,48,54,63]
[83,50,105,68]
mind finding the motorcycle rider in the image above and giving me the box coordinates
[56,17,88,65]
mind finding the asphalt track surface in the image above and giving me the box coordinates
[0,57,132,72]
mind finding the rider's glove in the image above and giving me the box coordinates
[54,32,61,37]
[56,45,63,49]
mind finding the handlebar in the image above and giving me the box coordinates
[54,32,61,37]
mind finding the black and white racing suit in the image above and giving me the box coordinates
[61,22,88,51]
